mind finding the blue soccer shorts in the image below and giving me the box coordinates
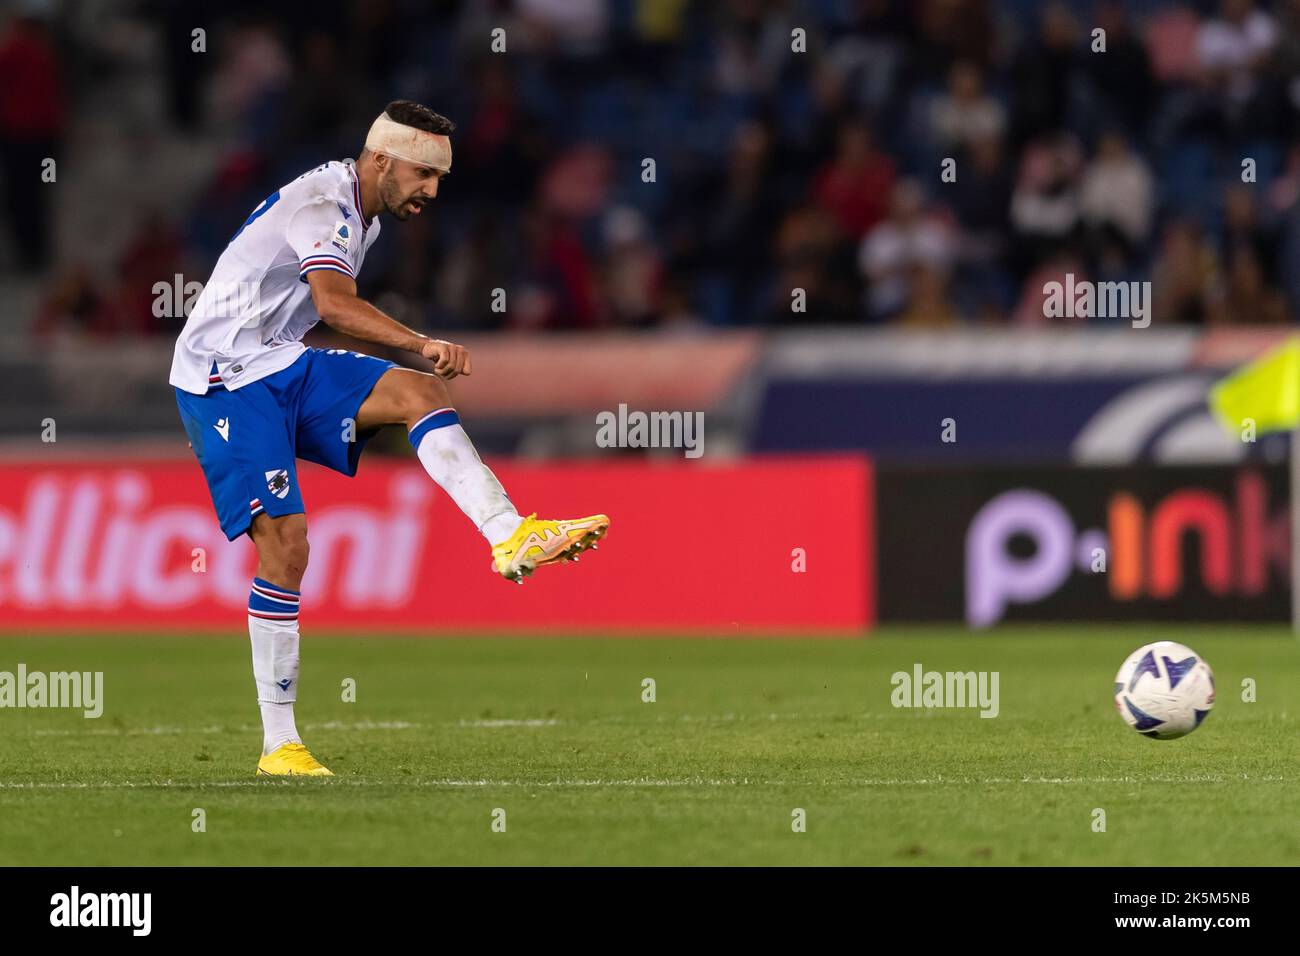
[175,348,395,540]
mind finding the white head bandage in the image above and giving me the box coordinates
[365,111,452,173]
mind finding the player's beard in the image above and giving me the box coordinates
[379,169,420,221]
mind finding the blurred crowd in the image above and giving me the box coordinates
[9,0,1300,337]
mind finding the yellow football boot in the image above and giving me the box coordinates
[491,512,609,583]
[256,742,334,777]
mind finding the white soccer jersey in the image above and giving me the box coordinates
[169,159,382,394]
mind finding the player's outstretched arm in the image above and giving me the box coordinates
[306,270,471,378]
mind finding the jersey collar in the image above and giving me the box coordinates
[346,161,373,232]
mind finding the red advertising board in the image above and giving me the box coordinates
[0,457,873,633]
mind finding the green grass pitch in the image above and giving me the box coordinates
[0,627,1297,866]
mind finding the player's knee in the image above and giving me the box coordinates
[256,517,310,579]
[279,530,310,575]
[406,373,452,426]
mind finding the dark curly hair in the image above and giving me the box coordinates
[383,100,455,135]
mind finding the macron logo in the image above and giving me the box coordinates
[214,418,230,442]
[50,885,152,936]
[277,679,292,691]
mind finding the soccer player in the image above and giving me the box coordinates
[170,101,609,777]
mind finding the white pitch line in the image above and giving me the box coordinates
[0,774,1290,791]
[23,725,231,737]
[23,720,422,737]
[14,713,887,737]
[21,718,566,736]
[0,778,778,791]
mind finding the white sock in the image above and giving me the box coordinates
[259,701,300,754]
[248,577,303,755]
[409,411,522,543]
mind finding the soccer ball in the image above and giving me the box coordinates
[1114,641,1215,739]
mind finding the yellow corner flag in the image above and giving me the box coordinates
[1209,336,1300,437]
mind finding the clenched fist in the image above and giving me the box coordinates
[420,338,472,379]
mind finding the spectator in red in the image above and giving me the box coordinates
[113,211,188,337]
[514,207,600,330]
[813,120,896,242]
[0,7,65,273]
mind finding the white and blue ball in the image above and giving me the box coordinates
[1114,641,1215,740]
